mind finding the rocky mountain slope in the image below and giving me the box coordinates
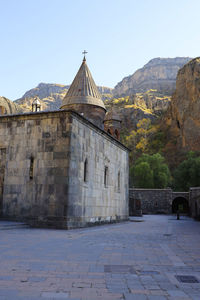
[105,90,171,131]
[113,57,192,96]
[163,57,200,162]
[15,83,113,111]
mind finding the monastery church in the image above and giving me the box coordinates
[0,55,129,229]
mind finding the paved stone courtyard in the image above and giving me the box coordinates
[0,215,200,300]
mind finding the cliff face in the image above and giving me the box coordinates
[105,91,171,133]
[21,83,69,99]
[130,91,170,114]
[113,57,192,96]
[165,57,200,153]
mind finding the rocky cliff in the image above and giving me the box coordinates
[113,57,192,96]
[130,90,170,114]
[164,57,200,156]
[20,83,69,99]
[105,90,171,131]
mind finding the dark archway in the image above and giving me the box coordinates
[172,197,189,214]
[114,129,119,140]
[107,129,112,135]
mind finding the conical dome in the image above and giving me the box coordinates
[61,57,106,128]
[61,58,105,110]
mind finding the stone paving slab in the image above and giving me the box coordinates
[0,215,200,299]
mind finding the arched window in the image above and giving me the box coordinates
[107,129,111,135]
[115,129,119,139]
[29,157,34,180]
[104,166,108,187]
[118,171,120,191]
[84,158,88,182]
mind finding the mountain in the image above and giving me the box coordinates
[113,57,193,96]
[14,83,113,111]
[15,83,68,111]
[163,57,200,164]
[20,83,70,99]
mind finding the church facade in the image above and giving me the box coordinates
[0,57,129,229]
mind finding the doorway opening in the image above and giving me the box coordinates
[172,197,189,214]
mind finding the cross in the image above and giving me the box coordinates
[82,50,88,61]
[82,50,88,56]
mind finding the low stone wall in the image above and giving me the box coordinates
[129,188,172,215]
[129,187,200,219]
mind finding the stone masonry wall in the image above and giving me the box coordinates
[129,188,172,215]
[0,111,72,228]
[189,187,200,219]
[67,114,129,228]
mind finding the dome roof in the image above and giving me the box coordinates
[0,96,21,115]
[104,110,121,122]
[61,58,106,110]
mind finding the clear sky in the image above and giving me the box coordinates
[1,0,200,100]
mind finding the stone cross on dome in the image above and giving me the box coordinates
[82,50,88,61]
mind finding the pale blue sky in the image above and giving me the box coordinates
[0,0,200,100]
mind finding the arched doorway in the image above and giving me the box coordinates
[172,197,189,214]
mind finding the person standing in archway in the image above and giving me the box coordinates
[177,209,180,220]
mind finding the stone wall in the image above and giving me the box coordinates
[129,188,172,215]
[67,114,129,228]
[0,111,72,228]
[189,187,200,219]
[129,187,200,219]
[0,110,129,228]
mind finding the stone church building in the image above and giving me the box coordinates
[0,56,129,229]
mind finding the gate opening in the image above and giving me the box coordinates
[172,197,189,214]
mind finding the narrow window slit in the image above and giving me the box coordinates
[29,157,34,180]
[84,158,88,182]
[118,171,120,191]
[104,166,108,187]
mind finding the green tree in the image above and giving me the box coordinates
[131,153,171,188]
[133,162,153,188]
[173,152,200,191]
[147,130,166,154]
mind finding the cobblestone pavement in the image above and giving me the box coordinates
[0,215,200,300]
